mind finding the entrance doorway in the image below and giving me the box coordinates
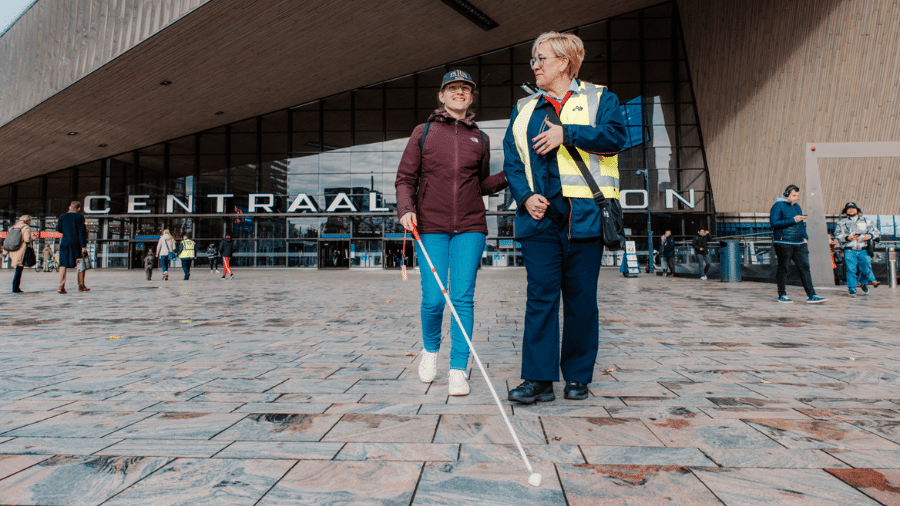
[351,240,382,268]
[319,240,350,269]
[383,239,415,270]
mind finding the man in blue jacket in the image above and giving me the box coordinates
[769,185,826,303]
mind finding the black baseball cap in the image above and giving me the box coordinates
[441,70,476,90]
[842,202,860,213]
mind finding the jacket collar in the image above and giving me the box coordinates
[427,108,477,128]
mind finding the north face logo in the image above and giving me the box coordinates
[471,137,480,143]
[573,106,584,111]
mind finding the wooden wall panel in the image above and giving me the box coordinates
[0,0,661,187]
[0,0,210,127]
[679,0,900,215]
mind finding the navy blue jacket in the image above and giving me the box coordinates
[662,235,675,257]
[56,212,87,249]
[502,80,627,239]
[769,197,808,243]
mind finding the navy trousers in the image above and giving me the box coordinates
[520,225,603,384]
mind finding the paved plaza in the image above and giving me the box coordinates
[0,266,899,505]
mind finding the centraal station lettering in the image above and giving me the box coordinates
[84,189,697,214]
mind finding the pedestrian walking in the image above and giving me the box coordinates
[3,214,33,293]
[834,202,880,297]
[502,31,627,404]
[662,230,676,277]
[41,243,53,271]
[219,235,235,279]
[395,68,507,396]
[178,233,196,280]
[769,184,826,303]
[156,229,176,281]
[56,201,88,294]
[144,249,156,280]
[692,228,711,280]
[206,243,219,273]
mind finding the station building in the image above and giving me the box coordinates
[1,0,898,270]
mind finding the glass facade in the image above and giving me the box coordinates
[0,2,713,269]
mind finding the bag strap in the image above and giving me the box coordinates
[544,105,606,206]
[420,121,487,161]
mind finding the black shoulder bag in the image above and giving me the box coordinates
[545,106,625,250]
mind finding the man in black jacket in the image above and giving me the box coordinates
[692,228,711,280]
[662,231,675,277]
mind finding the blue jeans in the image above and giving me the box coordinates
[160,255,170,272]
[696,252,711,275]
[845,249,873,292]
[415,232,485,371]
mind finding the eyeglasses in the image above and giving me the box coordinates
[530,55,563,68]
[444,84,473,95]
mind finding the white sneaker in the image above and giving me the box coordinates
[700,275,707,280]
[418,350,437,383]
[448,369,469,396]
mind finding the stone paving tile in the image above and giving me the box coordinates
[189,392,281,403]
[542,416,662,446]
[323,402,421,415]
[213,413,342,441]
[322,414,440,443]
[106,412,246,439]
[0,455,48,480]
[419,403,514,415]
[645,418,783,449]
[214,441,343,460]
[796,407,900,420]
[0,399,76,411]
[702,448,851,468]
[0,411,63,433]
[745,419,900,450]
[336,442,458,461]
[827,449,900,468]
[95,439,232,457]
[103,458,294,505]
[581,446,715,466]
[557,464,723,505]
[258,460,422,505]
[692,467,880,505]
[434,415,545,445]
[458,443,584,464]
[0,437,121,455]
[699,406,812,419]
[232,402,331,414]
[3,411,154,438]
[826,468,900,505]
[413,461,564,505]
[0,455,170,505]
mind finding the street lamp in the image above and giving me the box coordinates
[636,170,653,273]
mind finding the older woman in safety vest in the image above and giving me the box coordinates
[503,32,627,404]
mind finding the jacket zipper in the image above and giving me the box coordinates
[453,122,459,232]
[568,197,573,239]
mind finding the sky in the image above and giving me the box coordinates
[0,0,35,35]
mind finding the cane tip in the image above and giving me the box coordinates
[528,473,542,487]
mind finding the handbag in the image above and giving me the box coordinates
[545,105,625,250]
[23,245,36,267]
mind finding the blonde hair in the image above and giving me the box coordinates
[532,31,585,79]
[17,214,33,225]
[162,229,172,238]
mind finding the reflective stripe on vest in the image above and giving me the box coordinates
[512,81,619,199]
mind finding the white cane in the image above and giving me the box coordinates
[409,223,542,487]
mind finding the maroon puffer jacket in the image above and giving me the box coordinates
[395,109,507,234]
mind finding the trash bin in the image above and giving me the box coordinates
[719,240,742,282]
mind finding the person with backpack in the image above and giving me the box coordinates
[206,243,220,273]
[3,214,33,293]
[56,201,88,294]
[395,69,507,396]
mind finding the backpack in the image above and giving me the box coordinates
[3,227,23,252]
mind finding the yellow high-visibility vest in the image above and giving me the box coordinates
[512,81,619,199]
[178,239,196,259]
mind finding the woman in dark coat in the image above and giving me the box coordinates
[56,201,88,294]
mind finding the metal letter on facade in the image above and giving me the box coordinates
[665,189,695,210]
[249,194,275,213]
[207,194,234,213]
[619,189,649,210]
[84,195,111,214]
[287,194,319,213]
[369,192,390,212]
[127,195,152,214]
[166,195,194,213]
[326,193,358,212]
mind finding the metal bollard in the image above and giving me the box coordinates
[890,247,898,289]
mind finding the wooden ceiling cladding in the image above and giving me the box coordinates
[679,0,900,215]
[0,0,661,187]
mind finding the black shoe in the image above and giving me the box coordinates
[508,380,555,404]
[564,381,590,400]
[12,289,24,293]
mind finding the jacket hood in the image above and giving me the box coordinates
[427,108,477,128]
[775,196,790,203]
